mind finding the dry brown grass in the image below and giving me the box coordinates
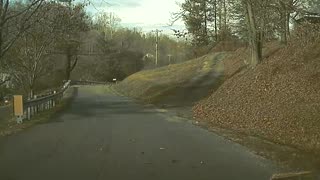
[115,52,229,105]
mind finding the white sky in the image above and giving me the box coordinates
[84,0,185,34]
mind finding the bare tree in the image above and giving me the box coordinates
[0,0,44,61]
[53,3,90,80]
[62,40,80,80]
[9,34,54,97]
[0,75,9,86]
[95,11,121,41]
[4,1,89,96]
[6,2,61,97]
[0,0,45,86]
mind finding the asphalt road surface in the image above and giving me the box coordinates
[0,86,279,180]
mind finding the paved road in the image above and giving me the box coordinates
[0,86,279,180]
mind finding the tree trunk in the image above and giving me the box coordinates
[244,0,262,66]
[0,1,4,60]
[203,0,208,44]
[223,0,227,31]
[65,53,72,80]
[249,32,262,67]
[219,1,222,40]
[214,0,218,41]
[65,53,78,80]
[280,2,288,44]
[0,27,3,60]
[279,1,291,44]
[286,12,290,37]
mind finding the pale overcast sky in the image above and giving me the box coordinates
[82,0,185,34]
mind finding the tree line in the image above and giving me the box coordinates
[71,11,192,82]
[94,11,193,67]
[4,0,318,98]
[0,1,192,98]
[173,0,320,66]
[0,0,90,98]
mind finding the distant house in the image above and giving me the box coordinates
[0,73,12,88]
[143,53,154,59]
[296,15,320,24]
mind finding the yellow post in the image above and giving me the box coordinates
[14,95,24,123]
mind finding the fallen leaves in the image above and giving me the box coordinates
[193,39,320,154]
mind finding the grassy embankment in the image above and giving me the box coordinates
[115,52,228,106]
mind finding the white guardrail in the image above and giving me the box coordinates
[14,80,71,123]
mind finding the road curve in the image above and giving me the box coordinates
[0,86,279,180]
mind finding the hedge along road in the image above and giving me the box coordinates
[0,86,279,180]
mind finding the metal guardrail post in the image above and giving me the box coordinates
[16,116,23,124]
[27,107,31,120]
[53,91,56,107]
[31,106,34,117]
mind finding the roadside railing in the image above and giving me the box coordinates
[70,80,111,85]
[12,79,112,123]
[14,80,71,123]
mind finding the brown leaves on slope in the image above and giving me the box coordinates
[194,25,320,153]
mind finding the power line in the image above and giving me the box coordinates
[85,0,100,12]
[82,0,115,13]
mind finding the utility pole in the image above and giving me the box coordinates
[110,12,114,39]
[151,29,162,66]
[168,54,172,65]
